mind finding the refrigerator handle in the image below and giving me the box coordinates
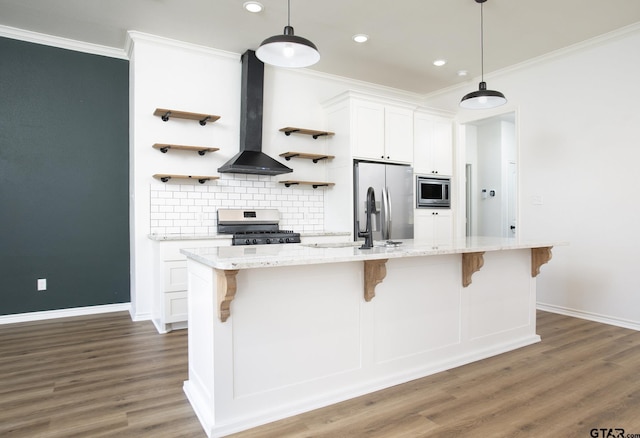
[382,186,391,240]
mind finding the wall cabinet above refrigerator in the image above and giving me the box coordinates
[324,92,415,164]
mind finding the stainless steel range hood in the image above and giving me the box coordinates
[218,50,293,176]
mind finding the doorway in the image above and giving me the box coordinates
[463,112,517,237]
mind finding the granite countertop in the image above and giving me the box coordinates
[147,231,351,241]
[148,233,232,242]
[181,236,564,270]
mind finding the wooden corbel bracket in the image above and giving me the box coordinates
[462,252,485,287]
[531,247,553,277]
[364,259,388,301]
[216,269,239,322]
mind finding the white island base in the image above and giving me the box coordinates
[182,239,555,437]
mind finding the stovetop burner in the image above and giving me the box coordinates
[232,230,301,246]
[233,229,297,235]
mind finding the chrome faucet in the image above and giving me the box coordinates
[358,187,376,249]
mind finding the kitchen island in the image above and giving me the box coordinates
[181,237,559,437]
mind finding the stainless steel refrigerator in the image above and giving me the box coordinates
[354,160,414,242]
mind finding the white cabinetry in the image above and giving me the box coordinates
[326,92,415,164]
[152,235,350,333]
[152,238,231,333]
[414,112,453,176]
[414,209,453,244]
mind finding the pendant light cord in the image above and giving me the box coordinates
[287,0,291,27]
[480,1,484,82]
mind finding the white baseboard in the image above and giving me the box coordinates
[130,310,152,322]
[0,303,132,325]
[537,302,640,332]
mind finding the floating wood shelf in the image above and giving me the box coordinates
[279,152,335,163]
[153,143,219,156]
[279,127,335,139]
[153,108,220,125]
[279,180,335,189]
[153,174,219,184]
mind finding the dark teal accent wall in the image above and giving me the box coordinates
[0,37,130,315]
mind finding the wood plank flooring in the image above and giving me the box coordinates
[1,311,639,437]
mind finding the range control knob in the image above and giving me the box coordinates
[252,239,258,244]
[245,239,251,245]
[279,238,285,243]
[266,238,272,244]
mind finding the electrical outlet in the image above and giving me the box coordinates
[532,195,544,205]
[37,278,47,291]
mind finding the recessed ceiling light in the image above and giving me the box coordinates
[433,59,447,67]
[457,70,468,77]
[353,34,369,43]
[243,1,264,13]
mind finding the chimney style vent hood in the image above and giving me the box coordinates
[218,50,293,176]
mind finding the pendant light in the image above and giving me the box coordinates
[255,0,320,68]
[460,0,507,109]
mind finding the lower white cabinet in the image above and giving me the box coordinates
[414,209,453,244]
[153,238,230,333]
[152,234,351,334]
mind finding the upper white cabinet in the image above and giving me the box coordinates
[352,99,384,159]
[383,105,414,163]
[414,112,453,176]
[325,92,415,164]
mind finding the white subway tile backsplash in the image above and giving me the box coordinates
[149,173,326,235]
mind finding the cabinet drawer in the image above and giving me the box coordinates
[164,291,188,323]
[163,260,188,292]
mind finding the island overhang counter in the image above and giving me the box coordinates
[181,237,560,437]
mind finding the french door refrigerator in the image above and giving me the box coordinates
[353,160,414,242]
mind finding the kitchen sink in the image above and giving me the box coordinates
[301,241,362,248]
[301,241,403,249]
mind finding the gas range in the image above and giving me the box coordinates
[217,209,301,246]
[231,229,300,246]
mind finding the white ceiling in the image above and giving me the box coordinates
[1,0,640,94]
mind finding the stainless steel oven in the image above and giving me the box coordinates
[416,176,450,208]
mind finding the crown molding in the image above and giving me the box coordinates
[425,21,640,101]
[125,30,239,61]
[0,25,127,59]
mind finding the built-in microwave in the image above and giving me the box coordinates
[416,175,450,208]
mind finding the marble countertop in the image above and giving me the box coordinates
[181,236,564,270]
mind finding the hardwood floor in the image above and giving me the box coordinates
[1,311,639,437]
[0,313,202,437]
